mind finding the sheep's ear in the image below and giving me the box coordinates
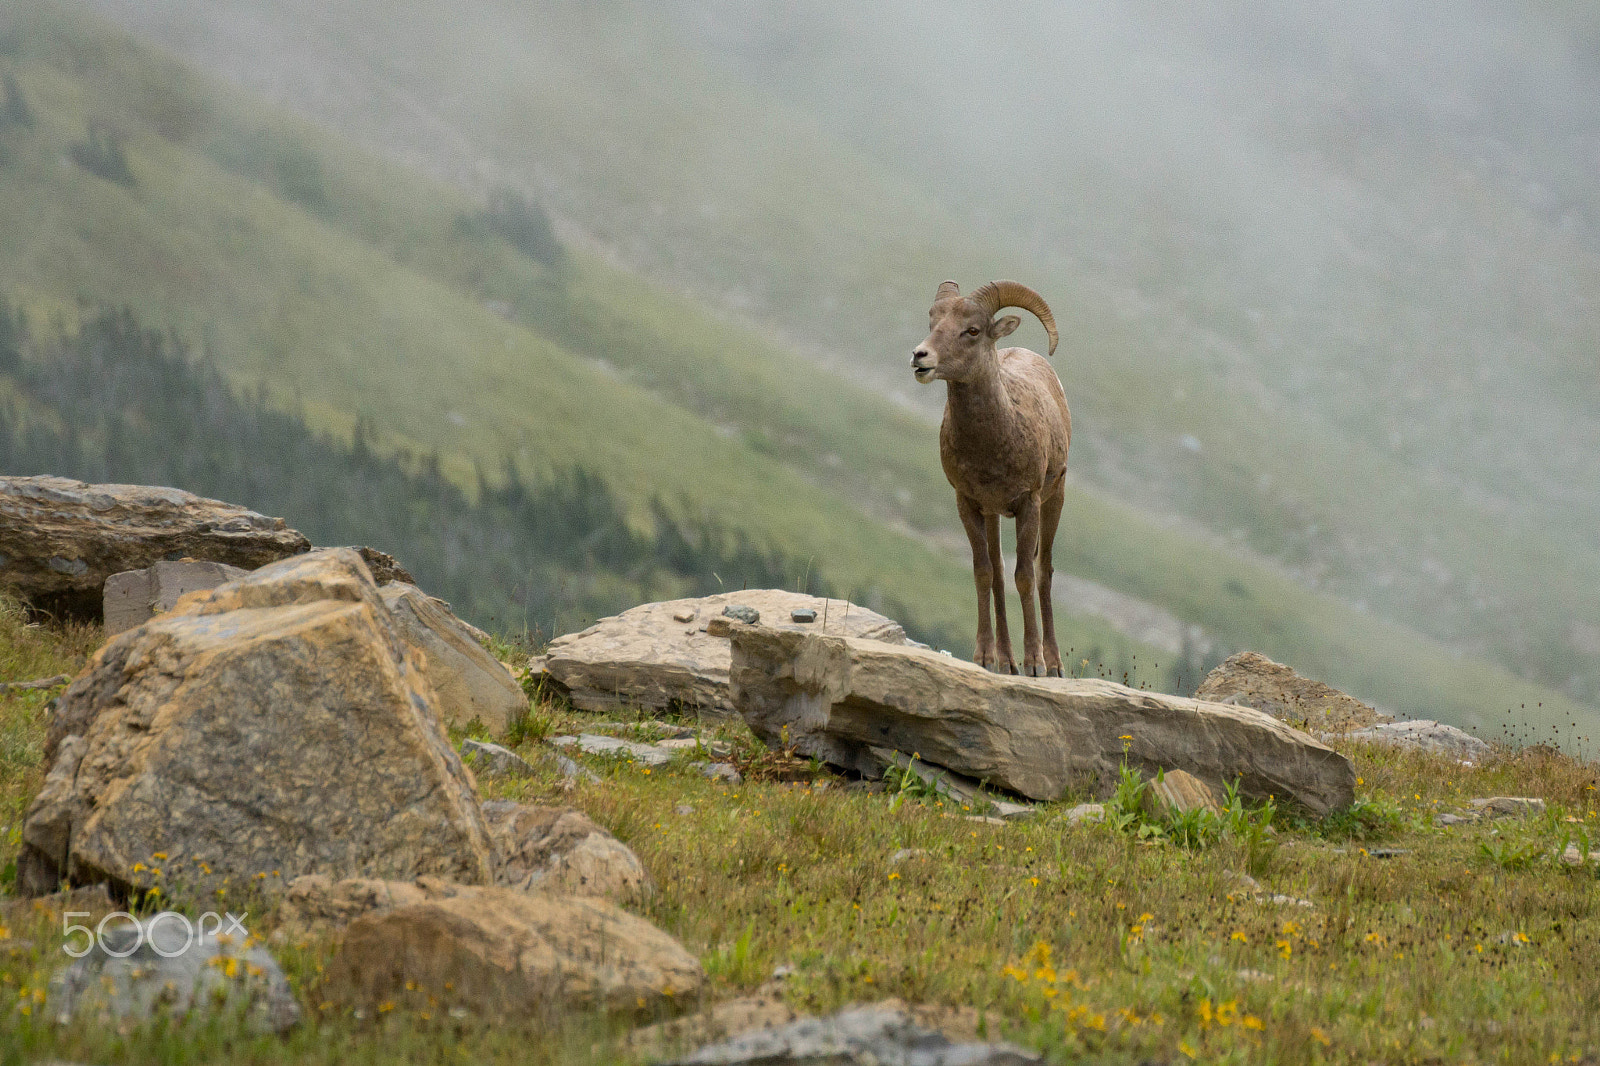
[989,315,1021,340]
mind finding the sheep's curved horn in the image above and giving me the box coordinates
[935,280,962,301]
[971,280,1058,357]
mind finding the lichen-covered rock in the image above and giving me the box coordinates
[322,886,703,1019]
[536,590,906,720]
[731,627,1355,816]
[17,549,493,900]
[1346,719,1491,758]
[483,800,651,901]
[381,581,525,735]
[0,476,309,615]
[1195,651,1391,730]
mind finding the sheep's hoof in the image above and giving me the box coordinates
[1023,663,1045,677]
[1046,667,1063,678]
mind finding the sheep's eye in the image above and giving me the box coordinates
[964,327,981,337]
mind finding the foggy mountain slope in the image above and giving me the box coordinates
[67,0,1600,713]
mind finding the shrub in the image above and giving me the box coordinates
[68,123,136,187]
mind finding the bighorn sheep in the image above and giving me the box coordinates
[911,280,1069,677]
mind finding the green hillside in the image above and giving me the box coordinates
[0,3,1594,747]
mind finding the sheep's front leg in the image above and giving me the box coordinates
[985,512,1016,673]
[1038,478,1065,677]
[958,495,1000,670]
[1012,492,1045,676]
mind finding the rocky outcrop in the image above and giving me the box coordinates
[18,549,494,899]
[483,800,652,901]
[659,1004,1039,1066]
[103,559,249,637]
[1345,719,1491,758]
[322,886,704,1019]
[0,476,310,615]
[381,581,525,735]
[49,913,300,1034]
[1195,651,1390,730]
[534,590,906,720]
[731,627,1355,815]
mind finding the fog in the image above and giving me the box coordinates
[73,0,1600,714]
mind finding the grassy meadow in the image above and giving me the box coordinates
[0,606,1597,1065]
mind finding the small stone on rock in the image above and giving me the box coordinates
[723,605,760,624]
[791,608,817,623]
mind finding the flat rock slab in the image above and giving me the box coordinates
[103,559,250,637]
[382,582,525,736]
[1345,719,1491,758]
[731,628,1354,816]
[661,1004,1039,1066]
[535,590,906,720]
[553,734,673,766]
[1196,651,1391,730]
[0,476,309,614]
[1470,796,1546,818]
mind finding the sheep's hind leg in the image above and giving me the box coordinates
[958,496,999,670]
[986,512,1016,673]
[1038,478,1066,677]
[1012,493,1045,676]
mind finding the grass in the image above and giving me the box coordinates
[0,3,1596,738]
[2,607,1598,1064]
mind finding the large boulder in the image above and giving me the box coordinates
[730,627,1355,816]
[103,559,249,637]
[1194,651,1391,730]
[381,581,525,735]
[534,590,906,721]
[0,476,310,615]
[17,549,494,899]
[322,886,704,1019]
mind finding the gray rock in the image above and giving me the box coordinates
[461,739,536,777]
[0,475,309,617]
[730,627,1355,815]
[18,550,493,900]
[382,582,525,736]
[791,608,818,623]
[1063,803,1106,826]
[539,591,906,721]
[551,734,672,766]
[723,605,761,624]
[1196,651,1391,730]
[1470,797,1546,818]
[103,560,249,637]
[49,913,299,1033]
[662,1004,1040,1066]
[694,761,744,785]
[482,800,651,901]
[1346,720,1491,758]
[1434,812,1475,827]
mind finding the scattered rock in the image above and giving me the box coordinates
[791,608,818,623]
[1434,812,1475,828]
[382,582,526,736]
[1560,844,1600,867]
[723,605,761,624]
[1469,797,1546,819]
[658,1003,1039,1066]
[0,673,69,694]
[0,883,115,930]
[18,549,493,900]
[659,736,733,755]
[461,739,536,778]
[103,559,249,637]
[676,804,696,815]
[889,848,932,864]
[1346,720,1492,759]
[49,912,299,1034]
[0,475,310,617]
[482,800,651,901]
[731,628,1355,815]
[1143,769,1220,818]
[1195,651,1391,730]
[323,886,703,1019]
[552,733,673,766]
[1264,894,1316,907]
[1364,848,1411,858]
[627,983,801,1059]
[1228,872,1262,894]
[694,761,744,785]
[538,590,906,720]
[673,608,698,623]
[877,750,1036,818]
[1063,803,1106,827]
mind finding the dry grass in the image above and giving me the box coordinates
[0,613,1596,1064]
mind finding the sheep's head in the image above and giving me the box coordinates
[910,280,1058,384]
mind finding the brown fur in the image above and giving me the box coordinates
[911,283,1070,676]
